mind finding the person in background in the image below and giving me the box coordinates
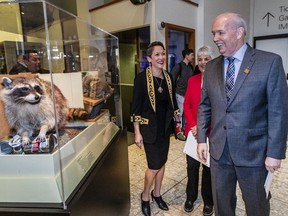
[131,41,180,216]
[171,48,197,141]
[9,53,27,74]
[183,46,215,215]
[197,12,288,216]
[9,50,49,74]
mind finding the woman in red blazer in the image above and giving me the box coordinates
[183,46,215,216]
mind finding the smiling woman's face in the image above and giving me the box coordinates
[147,45,166,70]
[198,54,212,73]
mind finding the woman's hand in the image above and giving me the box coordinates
[133,122,143,148]
[191,125,197,137]
[135,132,144,149]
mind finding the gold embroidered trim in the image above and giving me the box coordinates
[146,66,156,112]
[131,115,141,122]
[146,67,174,112]
[141,118,149,125]
[130,115,149,124]
[163,70,174,109]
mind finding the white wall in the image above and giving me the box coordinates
[202,0,251,55]
[89,0,151,33]
[153,0,198,42]
[88,0,199,45]
[152,0,199,28]
[88,0,251,54]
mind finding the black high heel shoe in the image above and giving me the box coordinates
[151,190,169,211]
[141,192,151,216]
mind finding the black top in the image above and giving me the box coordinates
[155,76,169,137]
[171,61,195,96]
[9,62,28,74]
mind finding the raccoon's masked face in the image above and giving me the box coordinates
[2,77,44,105]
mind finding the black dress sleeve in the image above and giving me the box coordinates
[131,73,145,122]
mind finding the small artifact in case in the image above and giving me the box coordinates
[23,134,57,154]
[7,134,57,154]
[8,135,23,154]
[0,140,13,155]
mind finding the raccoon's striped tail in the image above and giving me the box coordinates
[68,108,88,121]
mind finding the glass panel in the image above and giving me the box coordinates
[0,0,121,210]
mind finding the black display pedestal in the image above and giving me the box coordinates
[0,129,130,216]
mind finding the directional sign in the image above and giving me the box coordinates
[262,12,275,27]
[254,0,288,36]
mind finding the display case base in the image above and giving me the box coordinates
[0,129,130,216]
[0,208,70,216]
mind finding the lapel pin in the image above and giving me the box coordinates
[244,68,250,74]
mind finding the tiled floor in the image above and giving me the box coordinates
[128,136,288,216]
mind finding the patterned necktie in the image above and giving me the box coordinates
[225,57,235,102]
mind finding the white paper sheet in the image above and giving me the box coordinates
[183,131,210,167]
[264,171,274,198]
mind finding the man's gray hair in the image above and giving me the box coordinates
[217,12,248,36]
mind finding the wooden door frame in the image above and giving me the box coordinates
[164,23,196,67]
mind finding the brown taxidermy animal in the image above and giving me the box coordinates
[82,74,114,100]
[1,76,69,145]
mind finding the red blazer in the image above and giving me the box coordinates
[184,73,202,137]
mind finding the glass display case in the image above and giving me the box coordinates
[0,0,125,214]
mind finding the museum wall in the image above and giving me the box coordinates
[88,0,251,52]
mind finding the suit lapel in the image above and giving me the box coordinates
[227,45,256,106]
[215,56,226,104]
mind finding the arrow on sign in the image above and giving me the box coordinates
[262,12,275,27]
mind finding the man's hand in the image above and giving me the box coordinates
[197,142,208,163]
[265,157,281,173]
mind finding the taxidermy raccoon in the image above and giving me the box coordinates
[1,76,69,145]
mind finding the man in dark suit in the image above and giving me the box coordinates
[197,12,288,216]
[9,50,49,74]
[9,53,28,74]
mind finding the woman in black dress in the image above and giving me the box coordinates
[131,41,180,216]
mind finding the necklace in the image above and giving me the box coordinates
[154,77,163,93]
